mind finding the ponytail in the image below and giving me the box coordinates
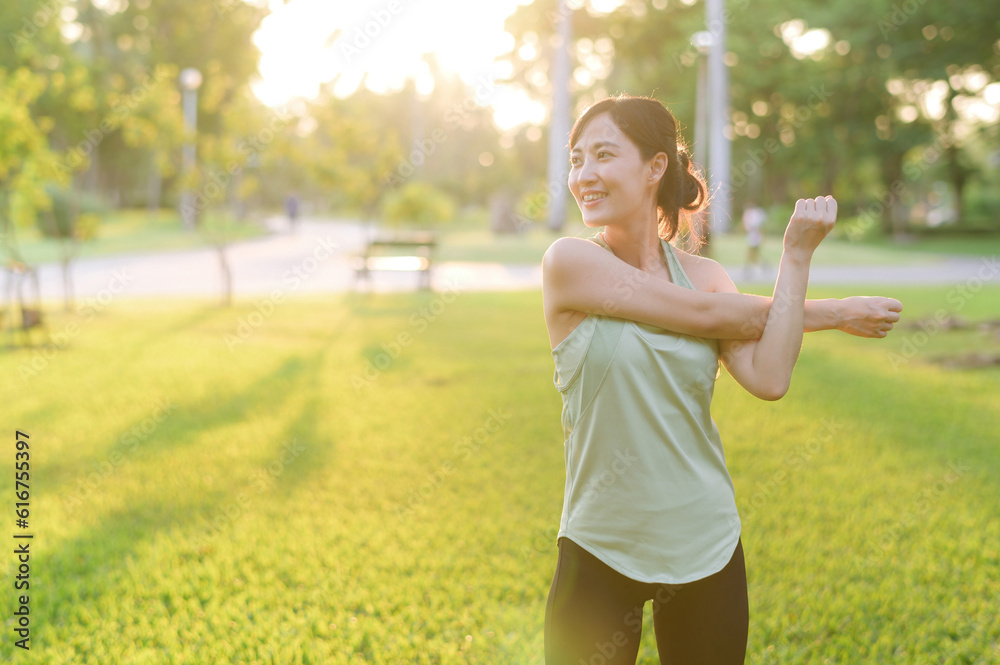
[656,145,708,244]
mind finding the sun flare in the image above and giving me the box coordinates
[252,0,538,129]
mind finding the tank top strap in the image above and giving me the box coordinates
[660,239,695,291]
[592,232,693,291]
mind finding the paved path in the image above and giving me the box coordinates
[20,217,1000,302]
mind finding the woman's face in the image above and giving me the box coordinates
[568,112,664,229]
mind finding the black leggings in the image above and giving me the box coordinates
[544,537,748,665]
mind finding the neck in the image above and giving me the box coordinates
[602,215,662,271]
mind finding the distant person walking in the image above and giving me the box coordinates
[285,193,300,233]
[742,200,767,280]
[541,93,902,664]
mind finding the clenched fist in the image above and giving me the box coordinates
[838,296,904,338]
[784,196,837,256]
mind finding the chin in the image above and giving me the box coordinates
[579,211,606,227]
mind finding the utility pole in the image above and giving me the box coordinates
[705,0,732,236]
[546,0,571,233]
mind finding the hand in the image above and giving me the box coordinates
[837,296,903,338]
[783,196,837,257]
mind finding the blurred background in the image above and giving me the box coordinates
[1,2,1000,663]
[1,0,998,303]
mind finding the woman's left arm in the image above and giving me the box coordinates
[804,297,903,336]
[716,275,902,400]
[712,197,901,400]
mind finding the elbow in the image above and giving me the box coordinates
[755,378,790,401]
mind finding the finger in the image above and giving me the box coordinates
[813,197,825,219]
[793,198,807,219]
[888,298,902,312]
[886,311,901,323]
[822,197,836,226]
[805,198,816,218]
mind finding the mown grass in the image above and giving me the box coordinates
[0,285,998,664]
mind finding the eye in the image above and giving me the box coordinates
[598,150,610,158]
[570,156,581,166]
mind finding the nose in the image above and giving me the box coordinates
[574,155,597,189]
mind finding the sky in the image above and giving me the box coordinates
[250,0,550,130]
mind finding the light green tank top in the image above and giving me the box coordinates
[551,235,741,584]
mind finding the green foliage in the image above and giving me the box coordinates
[515,184,555,226]
[0,66,67,261]
[962,179,1000,229]
[36,185,107,241]
[500,0,1000,232]
[381,181,457,229]
[0,0,266,212]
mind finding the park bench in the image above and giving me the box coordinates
[355,231,436,291]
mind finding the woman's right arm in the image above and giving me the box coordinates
[542,236,772,340]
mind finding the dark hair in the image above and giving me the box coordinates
[568,93,708,244]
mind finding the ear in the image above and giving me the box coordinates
[648,152,668,185]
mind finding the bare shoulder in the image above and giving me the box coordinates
[542,236,609,348]
[542,235,610,275]
[671,245,736,293]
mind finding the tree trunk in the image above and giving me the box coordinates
[947,143,967,226]
[216,242,232,307]
[823,157,838,196]
[85,146,100,194]
[1,189,25,264]
[232,168,246,221]
[62,193,81,312]
[489,189,517,234]
[768,174,788,211]
[61,254,74,312]
[880,150,906,239]
[147,152,162,216]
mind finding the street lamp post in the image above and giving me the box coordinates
[691,31,712,181]
[691,31,713,251]
[546,0,571,232]
[705,0,732,236]
[179,67,203,230]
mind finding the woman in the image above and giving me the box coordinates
[541,94,902,664]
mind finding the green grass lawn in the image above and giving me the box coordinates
[7,209,270,265]
[1,286,998,663]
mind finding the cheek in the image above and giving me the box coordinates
[569,173,584,194]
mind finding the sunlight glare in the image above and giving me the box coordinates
[252,0,540,127]
[492,89,547,131]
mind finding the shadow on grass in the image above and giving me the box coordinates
[32,326,352,649]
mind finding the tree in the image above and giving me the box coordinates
[0,67,67,265]
[498,0,1000,237]
[36,184,101,311]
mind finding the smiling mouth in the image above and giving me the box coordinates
[581,193,607,205]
